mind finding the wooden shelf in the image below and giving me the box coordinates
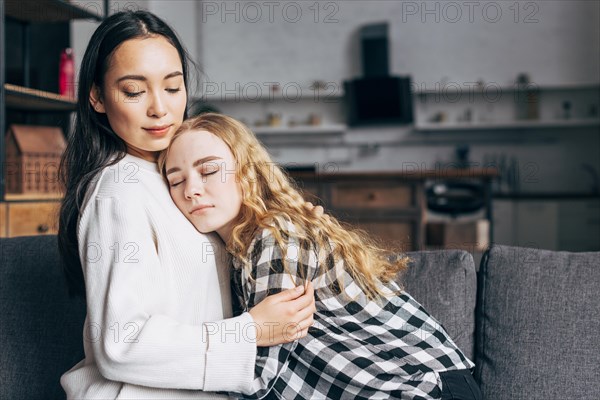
[5,0,103,23]
[4,193,62,202]
[414,83,600,95]
[253,124,346,135]
[4,83,76,111]
[415,119,600,132]
[196,88,345,102]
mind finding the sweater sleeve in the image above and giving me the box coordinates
[229,229,316,399]
[78,194,256,392]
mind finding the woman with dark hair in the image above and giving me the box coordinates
[58,11,315,399]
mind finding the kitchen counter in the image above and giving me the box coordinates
[289,169,498,250]
[494,192,600,200]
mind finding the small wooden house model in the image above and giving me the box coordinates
[5,125,67,195]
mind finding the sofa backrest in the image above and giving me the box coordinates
[402,250,477,361]
[475,245,600,400]
[13,236,596,400]
[0,235,86,400]
[1,238,479,399]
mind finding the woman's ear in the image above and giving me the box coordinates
[89,84,106,113]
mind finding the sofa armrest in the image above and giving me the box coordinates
[0,235,86,400]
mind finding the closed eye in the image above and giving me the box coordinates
[169,180,184,187]
[166,87,181,93]
[124,91,144,98]
[200,162,220,176]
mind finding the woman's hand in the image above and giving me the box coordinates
[249,282,316,347]
[304,202,324,217]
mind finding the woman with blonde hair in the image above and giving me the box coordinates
[160,113,481,400]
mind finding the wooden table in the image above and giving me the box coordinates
[289,168,498,251]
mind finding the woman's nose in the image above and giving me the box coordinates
[184,176,204,199]
[147,91,167,118]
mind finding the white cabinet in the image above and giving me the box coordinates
[515,201,559,251]
[493,198,600,252]
[493,199,558,250]
[493,200,518,246]
[558,200,600,251]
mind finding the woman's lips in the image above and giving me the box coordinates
[143,125,172,136]
[190,205,213,215]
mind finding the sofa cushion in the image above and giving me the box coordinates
[401,250,477,361]
[475,245,600,400]
[0,235,86,400]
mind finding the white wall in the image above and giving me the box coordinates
[148,0,199,84]
[71,1,151,88]
[72,1,600,97]
[198,0,600,92]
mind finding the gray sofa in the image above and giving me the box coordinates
[1,235,598,399]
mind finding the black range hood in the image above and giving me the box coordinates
[344,23,414,126]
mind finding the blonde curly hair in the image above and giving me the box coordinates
[159,113,409,300]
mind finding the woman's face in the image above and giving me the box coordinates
[92,36,187,161]
[165,130,243,242]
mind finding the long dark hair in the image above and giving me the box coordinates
[58,11,193,297]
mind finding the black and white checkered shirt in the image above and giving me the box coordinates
[230,221,475,400]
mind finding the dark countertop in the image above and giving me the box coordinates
[493,193,600,200]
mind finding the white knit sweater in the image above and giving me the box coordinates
[61,154,256,399]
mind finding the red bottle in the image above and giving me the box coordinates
[59,48,75,99]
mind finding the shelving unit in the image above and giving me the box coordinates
[253,124,347,135]
[0,0,105,236]
[200,82,599,139]
[413,82,600,134]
